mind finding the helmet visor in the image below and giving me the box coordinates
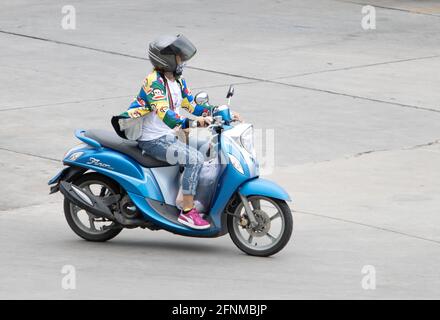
[166,34,197,62]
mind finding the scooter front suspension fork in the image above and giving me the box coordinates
[238,193,258,228]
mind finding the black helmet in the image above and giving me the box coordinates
[148,34,197,76]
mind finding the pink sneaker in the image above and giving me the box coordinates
[178,208,211,230]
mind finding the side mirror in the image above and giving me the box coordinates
[226,85,234,99]
[195,91,209,105]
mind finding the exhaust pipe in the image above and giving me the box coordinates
[59,181,118,222]
[59,181,155,229]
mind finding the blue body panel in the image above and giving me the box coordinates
[239,178,292,201]
[128,193,218,237]
[63,146,164,202]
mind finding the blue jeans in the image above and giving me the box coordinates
[138,134,204,195]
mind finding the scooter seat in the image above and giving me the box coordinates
[84,129,172,168]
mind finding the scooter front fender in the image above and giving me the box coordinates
[239,178,291,202]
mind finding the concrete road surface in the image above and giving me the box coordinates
[0,0,439,299]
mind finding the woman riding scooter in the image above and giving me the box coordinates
[50,35,293,256]
[112,34,239,230]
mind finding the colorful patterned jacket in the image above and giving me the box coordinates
[112,69,212,140]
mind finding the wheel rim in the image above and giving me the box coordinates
[69,180,117,234]
[232,196,285,251]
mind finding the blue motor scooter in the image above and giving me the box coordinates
[49,86,293,256]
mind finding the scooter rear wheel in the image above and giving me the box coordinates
[64,173,123,242]
[227,196,293,257]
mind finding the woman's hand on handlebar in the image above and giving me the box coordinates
[196,116,213,127]
[232,111,242,122]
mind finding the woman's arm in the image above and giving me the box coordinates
[179,78,214,117]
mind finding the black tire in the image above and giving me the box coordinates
[63,172,123,242]
[227,197,293,257]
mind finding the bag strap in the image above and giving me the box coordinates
[164,78,175,111]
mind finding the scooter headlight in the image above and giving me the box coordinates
[240,126,256,158]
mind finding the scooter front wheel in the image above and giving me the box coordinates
[227,196,293,257]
